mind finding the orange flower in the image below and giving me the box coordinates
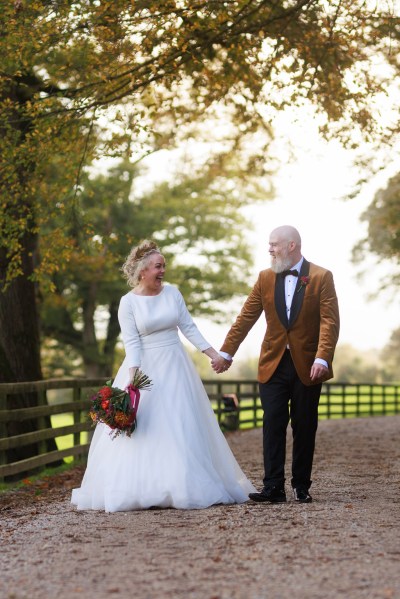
[114,411,135,427]
[88,372,151,439]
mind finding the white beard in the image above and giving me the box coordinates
[270,255,293,274]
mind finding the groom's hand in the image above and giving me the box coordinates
[211,355,232,374]
[310,362,328,382]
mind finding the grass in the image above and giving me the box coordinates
[213,390,400,430]
[50,413,91,460]
[0,460,84,493]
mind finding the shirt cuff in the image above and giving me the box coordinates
[219,351,233,361]
[314,357,328,368]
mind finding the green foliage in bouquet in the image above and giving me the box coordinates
[89,370,152,439]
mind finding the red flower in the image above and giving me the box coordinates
[297,275,310,293]
[101,399,110,410]
[99,386,113,400]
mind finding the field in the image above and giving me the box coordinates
[50,414,90,462]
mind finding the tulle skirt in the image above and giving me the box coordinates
[71,337,255,512]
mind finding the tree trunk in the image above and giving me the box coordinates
[102,300,120,378]
[81,295,117,378]
[0,237,42,383]
[0,234,59,467]
[82,284,102,377]
[0,76,60,473]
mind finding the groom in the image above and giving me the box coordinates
[212,225,340,503]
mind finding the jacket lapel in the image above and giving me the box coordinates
[289,259,310,326]
[274,272,288,328]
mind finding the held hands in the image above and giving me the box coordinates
[203,348,232,374]
[211,355,232,374]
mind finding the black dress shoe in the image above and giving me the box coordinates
[293,488,312,503]
[249,486,287,503]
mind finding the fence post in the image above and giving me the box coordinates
[73,385,82,462]
[325,384,331,419]
[342,384,347,418]
[0,391,7,482]
[37,389,48,455]
[253,382,258,428]
[382,385,387,415]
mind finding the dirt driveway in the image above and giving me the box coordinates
[1,415,400,599]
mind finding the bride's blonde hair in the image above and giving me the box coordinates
[121,239,161,287]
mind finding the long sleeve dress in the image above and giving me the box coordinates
[71,284,255,512]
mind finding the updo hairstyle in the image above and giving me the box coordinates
[121,239,162,288]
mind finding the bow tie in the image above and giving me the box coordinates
[280,269,299,277]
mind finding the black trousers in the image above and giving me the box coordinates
[259,349,322,490]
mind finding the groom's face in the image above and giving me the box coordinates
[269,237,293,273]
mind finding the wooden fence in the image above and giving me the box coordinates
[1,378,399,480]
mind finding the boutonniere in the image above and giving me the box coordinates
[297,275,310,293]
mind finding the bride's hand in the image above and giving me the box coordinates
[129,366,138,382]
[203,347,220,362]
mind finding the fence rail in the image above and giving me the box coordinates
[1,379,399,480]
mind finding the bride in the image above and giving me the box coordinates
[71,240,255,512]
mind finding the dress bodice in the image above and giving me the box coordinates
[118,284,211,367]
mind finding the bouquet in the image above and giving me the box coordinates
[89,370,152,439]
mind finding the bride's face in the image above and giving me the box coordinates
[142,253,166,289]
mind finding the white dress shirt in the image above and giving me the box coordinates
[284,257,303,321]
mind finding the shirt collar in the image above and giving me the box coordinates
[293,257,304,272]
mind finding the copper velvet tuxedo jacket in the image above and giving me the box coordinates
[220,259,340,386]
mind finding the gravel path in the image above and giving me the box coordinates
[1,415,400,599]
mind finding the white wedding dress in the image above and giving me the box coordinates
[71,284,255,512]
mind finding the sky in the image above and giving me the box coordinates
[193,114,399,358]
[135,106,398,358]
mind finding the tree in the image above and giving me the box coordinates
[331,344,383,384]
[1,1,399,452]
[352,172,400,290]
[351,171,400,354]
[380,328,400,383]
[40,151,257,376]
